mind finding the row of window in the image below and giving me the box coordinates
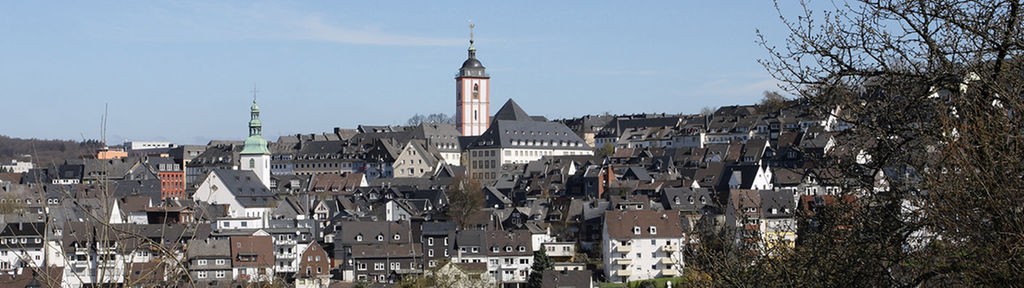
[355,233,402,242]
[195,270,227,279]
[196,259,227,266]
[0,238,41,245]
[356,261,415,271]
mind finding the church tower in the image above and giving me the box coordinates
[456,22,490,136]
[240,98,271,188]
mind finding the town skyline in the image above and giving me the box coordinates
[0,1,828,145]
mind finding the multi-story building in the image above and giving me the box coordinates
[230,236,275,283]
[464,99,593,181]
[187,238,233,287]
[602,210,685,283]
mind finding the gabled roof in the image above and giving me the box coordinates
[211,170,276,208]
[493,99,532,121]
[230,235,275,267]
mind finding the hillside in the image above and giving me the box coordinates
[0,135,105,167]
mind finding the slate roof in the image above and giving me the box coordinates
[467,120,590,150]
[493,99,532,121]
[760,190,796,219]
[212,170,276,208]
[542,270,592,288]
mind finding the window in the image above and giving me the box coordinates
[633,226,641,235]
[216,259,225,265]
[650,226,657,235]
[518,246,526,252]
[377,234,384,241]
[428,249,434,257]
[358,263,367,271]
[427,238,434,246]
[356,234,363,241]
[249,158,255,169]
[197,271,207,279]
[393,233,400,240]
[198,259,207,266]
[216,271,225,278]
[374,263,385,270]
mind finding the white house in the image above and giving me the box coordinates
[602,210,685,283]
[191,169,277,225]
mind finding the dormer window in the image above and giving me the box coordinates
[377,234,384,242]
[356,234,363,241]
[649,226,657,235]
[518,246,526,252]
[393,234,401,241]
[491,246,499,253]
[505,246,512,252]
[633,226,641,235]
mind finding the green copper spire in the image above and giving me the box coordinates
[241,99,270,155]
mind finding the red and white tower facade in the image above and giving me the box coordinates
[456,22,490,136]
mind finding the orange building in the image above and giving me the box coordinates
[96,148,128,160]
[159,171,185,200]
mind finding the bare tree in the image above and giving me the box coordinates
[445,175,484,230]
[692,0,1024,286]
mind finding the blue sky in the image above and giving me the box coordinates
[0,1,820,145]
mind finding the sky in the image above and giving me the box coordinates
[0,1,823,145]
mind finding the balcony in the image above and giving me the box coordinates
[276,252,297,259]
[660,257,675,265]
[661,269,680,276]
[614,245,631,253]
[613,258,632,265]
[276,239,298,246]
[616,269,632,277]
[662,244,679,252]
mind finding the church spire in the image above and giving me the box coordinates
[248,85,261,137]
[468,21,477,58]
[241,90,270,155]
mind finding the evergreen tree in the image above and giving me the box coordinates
[527,249,553,288]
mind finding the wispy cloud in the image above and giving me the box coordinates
[699,77,783,98]
[292,16,463,47]
[586,69,660,76]
[76,2,465,47]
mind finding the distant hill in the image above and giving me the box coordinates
[0,135,105,167]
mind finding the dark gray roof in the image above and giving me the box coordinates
[542,270,592,288]
[493,99,532,122]
[421,221,456,236]
[467,120,590,150]
[213,170,276,208]
[759,190,796,218]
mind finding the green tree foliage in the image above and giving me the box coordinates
[527,249,553,288]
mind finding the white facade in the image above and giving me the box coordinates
[241,153,272,189]
[602,235,684,283]
[0,160,33,173]
[456,77,490,136]
[467,147,593,181]
[191,170,275,222]
[124,141,173,152]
